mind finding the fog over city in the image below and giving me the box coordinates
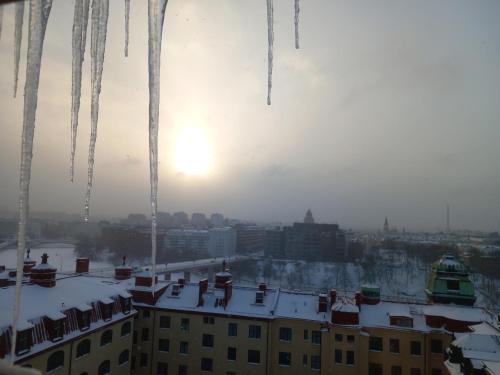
[1,0,500,231]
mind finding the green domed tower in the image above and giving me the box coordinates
[425,254,476,306]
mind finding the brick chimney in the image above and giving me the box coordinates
[30,253,57,288]
[330,289,337,305]
[76,258,89,273]
[0,272,8,288]
[114,256,132,280]
[197,278,208,307]
[259,282,267,294]
[223,280,233,309]
[318,293,328,313]
[23,248,36,276]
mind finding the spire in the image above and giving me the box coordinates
[383,217,389,233]
[304,209,315,224]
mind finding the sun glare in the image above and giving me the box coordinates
[174,126,211,176]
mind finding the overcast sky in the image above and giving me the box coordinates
[0,0,500,231]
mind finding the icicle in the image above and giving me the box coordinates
[148,0,168,290]
[70,0,90,182]
[294,0,299,49]
[266,0,274,105]
[0,6,3,40]
[124,0,130,57]
[84,0,109,221]
[13,2,24,97]
[11,0,53,363]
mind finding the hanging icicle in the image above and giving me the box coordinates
[124,0,130,57]
[70,0,90,182]
[266,0,274,105]
[84,0,109,221]
[11,0,53,362]
[294,0,300,49]
[148,0,168,289]
[13,1,25,97]
[0,6,3,40]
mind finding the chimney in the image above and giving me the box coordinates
[223,280,233,308]
[115,256,132,280]
[0,272,8,288]
[23,248,36,276]
[197,278,209,307]
[255,290,264,304]
[259,282,267,294]
[355,291,363,307]
[318,293,328,313]
[76,258,90,273]
[330,289,337,305]
[178,278,185,288]
[184,271,191,283]
[30,254,57,288]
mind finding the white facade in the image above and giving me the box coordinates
[208,227,236,257]
[165,227,236,258]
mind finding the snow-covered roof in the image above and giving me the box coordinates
[31,262,56,270]
[387,304,412,318]
[0,276,130,329]
[274,290,330,322]
[332,301,359,313]
[423,304,488,322]
[76,303,92,312]
[359,302,427,331]
[453,334,500,362]
[46,311,66,321]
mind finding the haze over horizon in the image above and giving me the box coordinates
[1,0,500,231]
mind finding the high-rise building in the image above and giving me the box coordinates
[172,212,190,228]
[210,213,225,228]
[383,217,390,233]
[235,224,266,254]
[191,213,207,229]
[304,209,315,224]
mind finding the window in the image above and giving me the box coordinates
[101,303,112,321]
[77,310,91,331]
[391,366,402,375]
[140,353,148,367]
[98,360,110,375]
[121,297,131,314]
[133,330,137,344]
[303,329,309,340]
[181,318,190,331]
[431,369,442,375]
[201,358,213,372]
[248,349,260,364]
[76,339,91,358]
[369,363,383,375]
[159,338,169,352]
[157,362,168,375]
[160,315,171,329]
[50,319,64,342]
[248,325,261,339]
[16,329,32,355]
[131,356,136,370]
[312,330,321,345]
[431,339,443,354]
[119,349,129,366]
[228,323,238,337]
[100,330,113,346]
[46,351,64,372]
[411,369,421,375]
[369,337,383,351]
[447,280,459,291]
[346,350,354,365]
[347,335,355,343]
[180,341,189,354]
[202,334,214,348]
[279,352,291,366]
[179,365,187,375]
[203,316,215,324]
[142,328,150,341]
[121,321,131,337]
[227,347,237,361]
[335,333,343,342]
[143,310,151,319]
[389,338,399,353]
[311,355,321,370]
[335,349,342,364]
[410,341,422,356]
[279,327,292,342]
[303,354,307,366]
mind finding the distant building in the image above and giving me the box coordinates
[121,213,148,227]
[383,217,390,233]
[157,211,173,228]
[265,228,285,258]
[191,213,207,228]
[101,225,166,258]
[208,227,237,258]
[172,211,190,228]
[284,222,347,261]
[164,228,236,258]
[304,209,315,224]
[210,213,225,228]
[0,219,41,239]
[235,224,266,254]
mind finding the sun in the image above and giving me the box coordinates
[174,126,211,176]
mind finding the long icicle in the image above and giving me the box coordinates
[70,0,90,182]
[11,0,53,362]
[13,1,25,97]
[0,6,3,40]
[84,0,109,221]
[294,0,299,49]
[124,0,130,57]
[266,0,274,105]
[148,0,168,292]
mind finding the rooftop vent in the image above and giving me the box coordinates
[76,257,89,273]
[172,283,181,296]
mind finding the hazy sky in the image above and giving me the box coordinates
[1,0,500,231]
